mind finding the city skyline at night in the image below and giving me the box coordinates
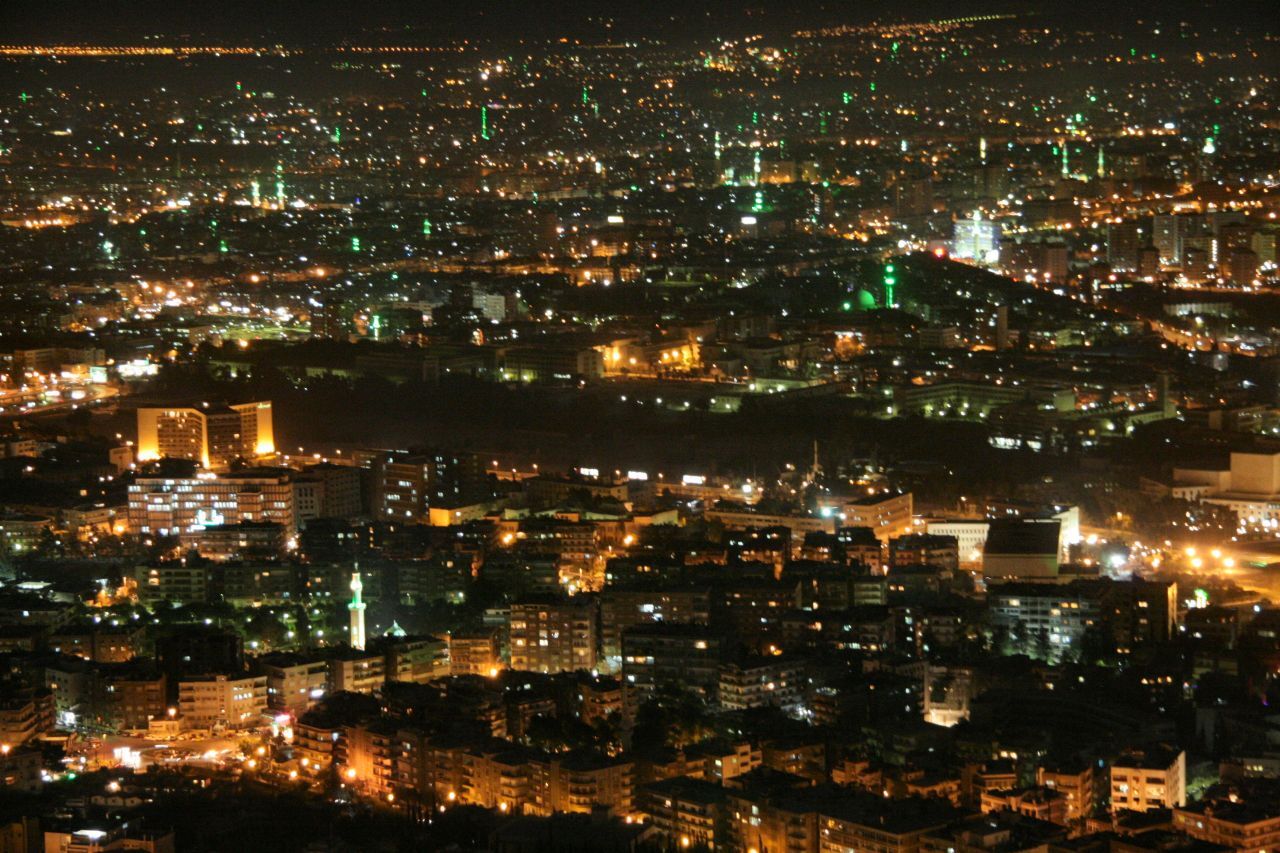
[0,2,1278,851]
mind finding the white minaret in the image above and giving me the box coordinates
[348,567,367,651]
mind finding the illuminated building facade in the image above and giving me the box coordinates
[136,401,275,469]
[377,450,488,522]
[448,631,503,677]
[1174,801,1280,853]
[127,470,297,536]
[329,650,384,694]
[717,656,806,713]
[0,513,52,555]
[509,599,597,674]
[177,674,268,730]
[839,492,915,543]
[260,653,329,715]
[952,213,1002,264]
[1110,746,1186,812]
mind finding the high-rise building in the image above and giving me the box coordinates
[1227,248,1259,284]
[972,165,1009,201]
[259,652,329,715]
[1184,247,1211,282]
[894,177,933,219]
[1106,221,1141,273]
[1003,241,1069,282]
[448,630,502,677]
[328,649,384,693]
[177,674,267,729]
[310,297,350,339]
[717,656,806,713]
[376,450,488,522]
[136,402,274,469]
[509,598,598,674]
[1153,214,1190,266]
[127,469,298,536]
[952,213,1001,263]
[599,587,711,671]
[1252,228,1278,266]
[621,623,725,704]
[1110,746,1185,812]
[293,462,364,522]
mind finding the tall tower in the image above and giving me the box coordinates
[348,567,367,651]
[274,163,285,207]
[995,305,1010,351]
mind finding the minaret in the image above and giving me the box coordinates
[808,440,822,483]
[348,566,367,651]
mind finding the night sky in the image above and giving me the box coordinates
[4,0,1274,44]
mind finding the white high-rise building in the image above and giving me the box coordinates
[952,212,1001,264]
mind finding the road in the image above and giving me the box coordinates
[0,383,119,420]
[0,379,117,417]
[67,732,244,770]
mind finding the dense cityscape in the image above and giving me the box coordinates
[0,2,1279,850]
